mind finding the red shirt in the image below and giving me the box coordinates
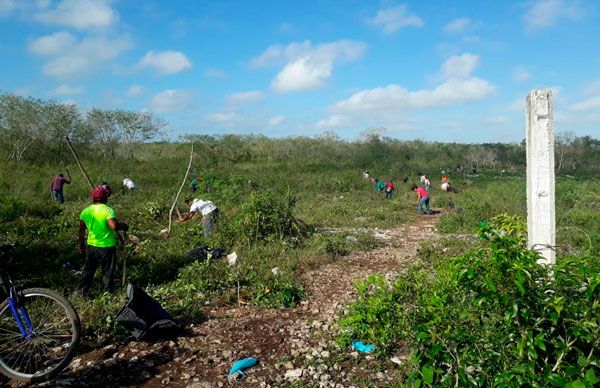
[415,188,428,198]
[51,176,70,192]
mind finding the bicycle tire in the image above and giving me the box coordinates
[0,288,81,383]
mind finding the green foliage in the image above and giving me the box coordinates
[233,189,311,245]
[340,219,600,386]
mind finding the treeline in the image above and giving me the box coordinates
[0,93,166,163]
[182,132,600,176]
[1,93,598,175]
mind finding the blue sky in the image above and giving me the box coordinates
[1,0,599,142]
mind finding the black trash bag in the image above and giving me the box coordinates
[188,246,226,261]
[115,284,181,340]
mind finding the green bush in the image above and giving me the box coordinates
[339,217,600,386]
[233,189,311,245]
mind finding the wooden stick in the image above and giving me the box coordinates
[167,143,194,236]
[65,136,93,190]
[121,231,128,286]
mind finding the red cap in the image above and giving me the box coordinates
[92,186,109,202]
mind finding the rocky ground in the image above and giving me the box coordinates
[7,214,440,388]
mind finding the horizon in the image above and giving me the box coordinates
[1,0,599,142]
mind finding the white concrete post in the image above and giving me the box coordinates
[526,90,556,264]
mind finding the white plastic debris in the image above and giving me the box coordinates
[227,252,238,266]
[271,267,281,277]
[346,235,357,242]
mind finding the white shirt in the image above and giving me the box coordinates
[190,199,217,216]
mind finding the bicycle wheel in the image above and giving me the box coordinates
[0,288,81,382]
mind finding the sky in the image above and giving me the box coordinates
[1,0,599,143]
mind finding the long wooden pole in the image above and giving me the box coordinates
[167,143,194,236]
[65,136,93,190]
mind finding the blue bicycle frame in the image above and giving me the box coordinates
[5,286,34,339]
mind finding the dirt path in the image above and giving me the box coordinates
[29,214,440,388]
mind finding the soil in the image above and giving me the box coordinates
[6,213,441,388]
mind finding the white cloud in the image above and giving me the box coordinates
[49,83,83,95]
[511,66,531,82]
[317,53,496,129]
[30,32,132,78]
[28,31,76,56]
[316,114,352,130]
[43,56,91,78]
[367,4,423,34]
[268,115,285,126]
[150,89,194,112]
[441,53,479,79]
[251,40,311,68]
[523,0,583,33]
[444,17,472,34]
[571,96,600,111]
[207,111,237,123]
[272,56,332,92]
[137,50,192,75]
[126,85,144,97]
[204,68,227,78]
[35,0,118,30]
[252,40,366,93]
[226,91,264,104]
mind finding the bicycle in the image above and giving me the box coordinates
[0,243,81,382]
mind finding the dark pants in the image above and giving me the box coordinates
[386,190,394,199]
[78,246,116,294]
[52,190,64,203]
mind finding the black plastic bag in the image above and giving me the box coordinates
[115,284,181,340]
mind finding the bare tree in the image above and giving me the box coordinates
[0,94,46,162]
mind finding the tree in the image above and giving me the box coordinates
[555,131,575,172]
[0,93,47,162]
[113,110,167,159]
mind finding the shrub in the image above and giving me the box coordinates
[339,217,600,386]
[233,189,311,245]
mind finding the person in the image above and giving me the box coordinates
[50,171,71,204]
[422,175,431,191]
[189,176,202,193]
[179,198,219,238]
[77,186,128,295]
[385,179,394,199]
[412,184,430,215]
[122,177,136,192]
[100,181,113,197]
[375,179,385,191]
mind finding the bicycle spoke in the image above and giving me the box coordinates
[0,289,79,381]
[36,317,70,335]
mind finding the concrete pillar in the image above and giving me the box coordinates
[526,90,556,264]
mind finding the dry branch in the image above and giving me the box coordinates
[166,143,194,236]
[65,136,93,190]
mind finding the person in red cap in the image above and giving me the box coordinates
[77,186,128,295]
